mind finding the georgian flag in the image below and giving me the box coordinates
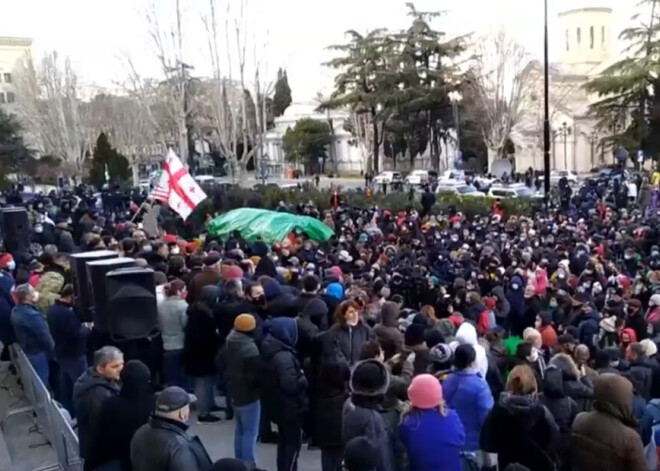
[151,150,207,220]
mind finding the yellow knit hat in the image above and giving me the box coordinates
[234,314,256,333]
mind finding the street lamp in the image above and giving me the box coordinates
[559,122,572,170]
[552,129,558,168]
[448,91,463,163]
[543,0,551,196]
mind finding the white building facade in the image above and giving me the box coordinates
[0,36,32,113]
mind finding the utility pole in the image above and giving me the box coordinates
[543,0,551,197]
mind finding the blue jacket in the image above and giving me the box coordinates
[46,300,88,360]
[443,370,494,451]
[398,409,465,471]
[506,275,525,319]
[0,271,15,347]
[11,303,54,356]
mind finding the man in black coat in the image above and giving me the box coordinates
[261,317,308,471]
[74,346,124,471]
[131,386,212,471]
[291,275,326,329]
[213,279,256,342]
[623,342,654,400]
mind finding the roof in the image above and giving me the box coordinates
[0,37,32,47]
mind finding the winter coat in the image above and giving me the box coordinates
[296,298,327,359]
[399,408,465,471]
[130,416,212,471]
[571,374,647,471]
[319,321,373,366]
[624,359,654,401]
[35,271,64,314]
[223,330,262,407]
[0,271,15,348]
[492,285,510,321]
[627,312,649,342]
[506,276,525,321]
[343,360,394,471]
[73,368,120,461]
[46,300,88,360]
[455,323,488,378]
[442,369,494,451]
[539,365,579,471]
[481,392,560,471]
[374,303,404,360]
[11,303,54,356]
[260,317,308,422]
[292,294,328,330]
[187,268,222,304]
[182,303,220,377]
[157,296,188,351]
[213,298,259,342]
[549,353,594,411]
[94,366,155,471]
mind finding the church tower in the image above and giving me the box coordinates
[559,3,613,75]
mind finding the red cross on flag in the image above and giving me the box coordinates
[151,149,207,220]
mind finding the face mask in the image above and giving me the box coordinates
[511,283,519,290]
[6,261,15,271]
[142,245,152,253]
[252,295,265,306]
[346,318,359,327]
[549,300,558,308]
[32,292,40,303]
[35,226,43,234]
[527,348,539,362]
[171,247,180,255]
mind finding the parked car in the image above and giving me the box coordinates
[373,171,403,185]
[405,170,437,186]
[436,182,485,197]
[550,170,578,186]
[487,183,541,199]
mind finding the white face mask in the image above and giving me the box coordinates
[32,292,40,303]
[171,247,180,255]
[6,261,15,271]
[527,348,539,362]
[34,226,43,234]
[346,319,358,327]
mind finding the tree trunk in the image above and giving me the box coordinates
[371,108,379,174]
[131,162,140,187]
[487,147,498,173]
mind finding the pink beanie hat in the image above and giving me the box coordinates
[407,374,442,409]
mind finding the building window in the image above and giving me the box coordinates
[0,93,5,104]
[566,29,570,51]
[3,73,11,83]
[6,92,15,103]
[577,27,581,46]
[602,26,606,46]
[590,26,594,49]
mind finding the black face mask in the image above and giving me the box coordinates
[251,295,266,306]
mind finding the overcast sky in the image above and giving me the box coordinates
[2,0,633,100]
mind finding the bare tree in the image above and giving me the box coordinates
[13,52,94,173]
[466,30,536,168]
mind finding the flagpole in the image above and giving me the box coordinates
[130,198,152,223]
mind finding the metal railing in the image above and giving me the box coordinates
[2,345,82,471]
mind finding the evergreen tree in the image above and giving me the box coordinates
[272,68,292,117]
[88,132,130,187]
[282,118,332,174]
[0,107,33,177]
[584,0,660,164]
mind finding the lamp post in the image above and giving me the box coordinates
[552,129,558,168]
[448,91,463,165]
[559,122,571,170]
[543,0,551,196]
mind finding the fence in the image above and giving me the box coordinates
[2,345,82,471]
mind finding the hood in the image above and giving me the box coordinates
[380,301,400,327]
[267,317,298,347]
[201,285,221,309]
[73,367,119,401]
[226,329,259,356]
[119,360,151,398]
[255,256,277,278]
[549,353,580,380]
[499,393,544,430]
[262,278,282,300]
[350,359,390,397]
[542,365,566,398]
[301,298,328,320]
[456,322,478,347]
[593,374,636,426]
[326,282,344,300]
[492,285,506,300]
[435,318,456,339]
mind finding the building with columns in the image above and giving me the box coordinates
[513,2,617,173]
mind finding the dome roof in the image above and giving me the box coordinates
[559,1,613,15]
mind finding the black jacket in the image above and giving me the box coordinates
[260,318,308,422]
[130,416,212,471]
[481,393,560,471]
[73,368,120,462]
[318,322,372,367]
[183,303,220,377]
[213,298,259,341]
[223,330,262,407]
[624,359,654,400]
[549,353,594,411]
[46,300,87,360]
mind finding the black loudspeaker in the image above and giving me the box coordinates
[1,208,29,253]
[69,250,118,321]
[106,267,158,340]
[87,258,136,332]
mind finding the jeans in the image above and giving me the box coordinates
[27,352,49,388]
[194,375,216,416]
[57,356,87,418]
[162,349,190,390]
[277,417,302,471]
[234,400,261,467]
[321,447,343,471]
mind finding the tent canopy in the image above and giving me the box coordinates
[207,208,334,244]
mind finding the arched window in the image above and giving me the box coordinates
[590,26,594,49]
[577,27,581,46]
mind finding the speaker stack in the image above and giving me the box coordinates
[106,267,158,340]
[86,257,136,332]
[1,207,29,254]
[69,250,118,321]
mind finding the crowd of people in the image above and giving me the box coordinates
[3,175,660,471]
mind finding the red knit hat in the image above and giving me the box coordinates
[163,234,177,244]
[484,297,497,310]
[0,253,13,269]
[223,265,244,280]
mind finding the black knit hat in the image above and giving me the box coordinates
[405,323,427,347]
[344,436,378,471]
[350,359,389,397]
